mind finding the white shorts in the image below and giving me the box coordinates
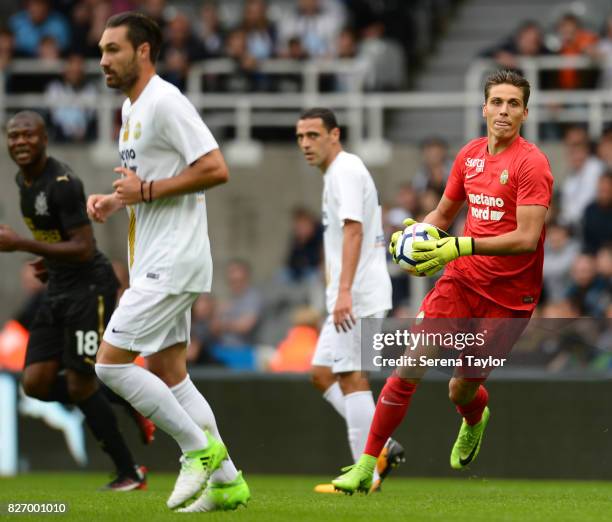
[312,312,386,373]
[103,287,199,355]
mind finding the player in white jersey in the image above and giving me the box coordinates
[295,108,404,493]
[87,12,249,512]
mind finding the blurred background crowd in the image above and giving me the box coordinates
[0,0,610,374]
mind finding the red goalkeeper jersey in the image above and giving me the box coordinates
[443,136,553,311]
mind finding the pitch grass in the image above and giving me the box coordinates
[0,473,610,522]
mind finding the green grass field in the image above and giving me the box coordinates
[0,473,610,522]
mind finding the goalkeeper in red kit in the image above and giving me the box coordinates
[332,69,554,493]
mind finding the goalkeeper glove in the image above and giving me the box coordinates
[388,218,449,265]
[411,236,474,274]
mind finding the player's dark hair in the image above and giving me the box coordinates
[7,110,47,135]
[299,108,339,132]
[484,69,531,107]
[105,11,162,64]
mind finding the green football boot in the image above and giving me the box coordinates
[450,406,490,470]
[331,454,377,494]
[178,471,250,512]
[166,431,228,509]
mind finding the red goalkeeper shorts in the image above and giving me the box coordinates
[417,275,532,380]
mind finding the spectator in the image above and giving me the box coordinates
[194,1,226,58]
[597,128,612,169]
[139,0,167,31]
[558,126,604,228]
[0,28,14,70]
[412,136,452,196]
[276,36,308,92]
[162,12,205,62]
[336,27,356,59]
[9,0,70,57]
[214,259,263,350]
[582,172,612,254]
[552,12,598,90]
[110,1,139,15]
[284,207,323,283]
[0,29,15,92]
[332,28,357,91]
[268,306,320,372]
[187,294,221,366]
[388,182,420,221]
[358,21,406,91]
[591,14,612,89]
[241,0,276,61]
[44,54,97,142]
[416,188,441,221]
[543,222,580,303]
[480,21,555,89]
[38,33,60,59]
[222,28,258,92]
[160,12,205,90]
[565,254,611,318]
[70,0,112,58]
[277,0,344,58]
[347,0,414,68]
[596,243,612,279]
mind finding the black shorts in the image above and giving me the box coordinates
[24,286,117,375]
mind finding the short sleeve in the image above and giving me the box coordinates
[444,151,466,202]
[155,93,218,166]
[333,168,365,224]
[51,177,90,231]
[516,149,553,207]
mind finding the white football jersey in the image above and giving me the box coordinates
[118,75,218,294]
[322,151,392,317]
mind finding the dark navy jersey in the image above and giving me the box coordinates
[15,157,118,297]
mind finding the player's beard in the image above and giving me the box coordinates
[108,55,140,93]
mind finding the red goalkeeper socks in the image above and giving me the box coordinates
[364,375,417,457]
[456,385,488,425]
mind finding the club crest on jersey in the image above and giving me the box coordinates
[500,169,509,185]
[35,192,49,216]
[122,119,129,142]
[134,121,142,139]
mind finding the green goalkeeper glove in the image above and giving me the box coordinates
[388,218,449,265]
[388,218,416,263]
[411,236,474,274]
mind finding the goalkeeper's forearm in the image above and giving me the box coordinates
[421,208,455,233]
[472,230,539,255]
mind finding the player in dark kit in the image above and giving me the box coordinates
[1,110,147,490]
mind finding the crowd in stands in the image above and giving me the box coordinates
[480,12,612,90]
[0,0,455,140]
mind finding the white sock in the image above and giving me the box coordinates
[344,390,375,462]
[323,382,346,418]
[170,376,238,483]
[95,363,207,453]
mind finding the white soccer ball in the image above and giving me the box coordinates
[394,222,438,275]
